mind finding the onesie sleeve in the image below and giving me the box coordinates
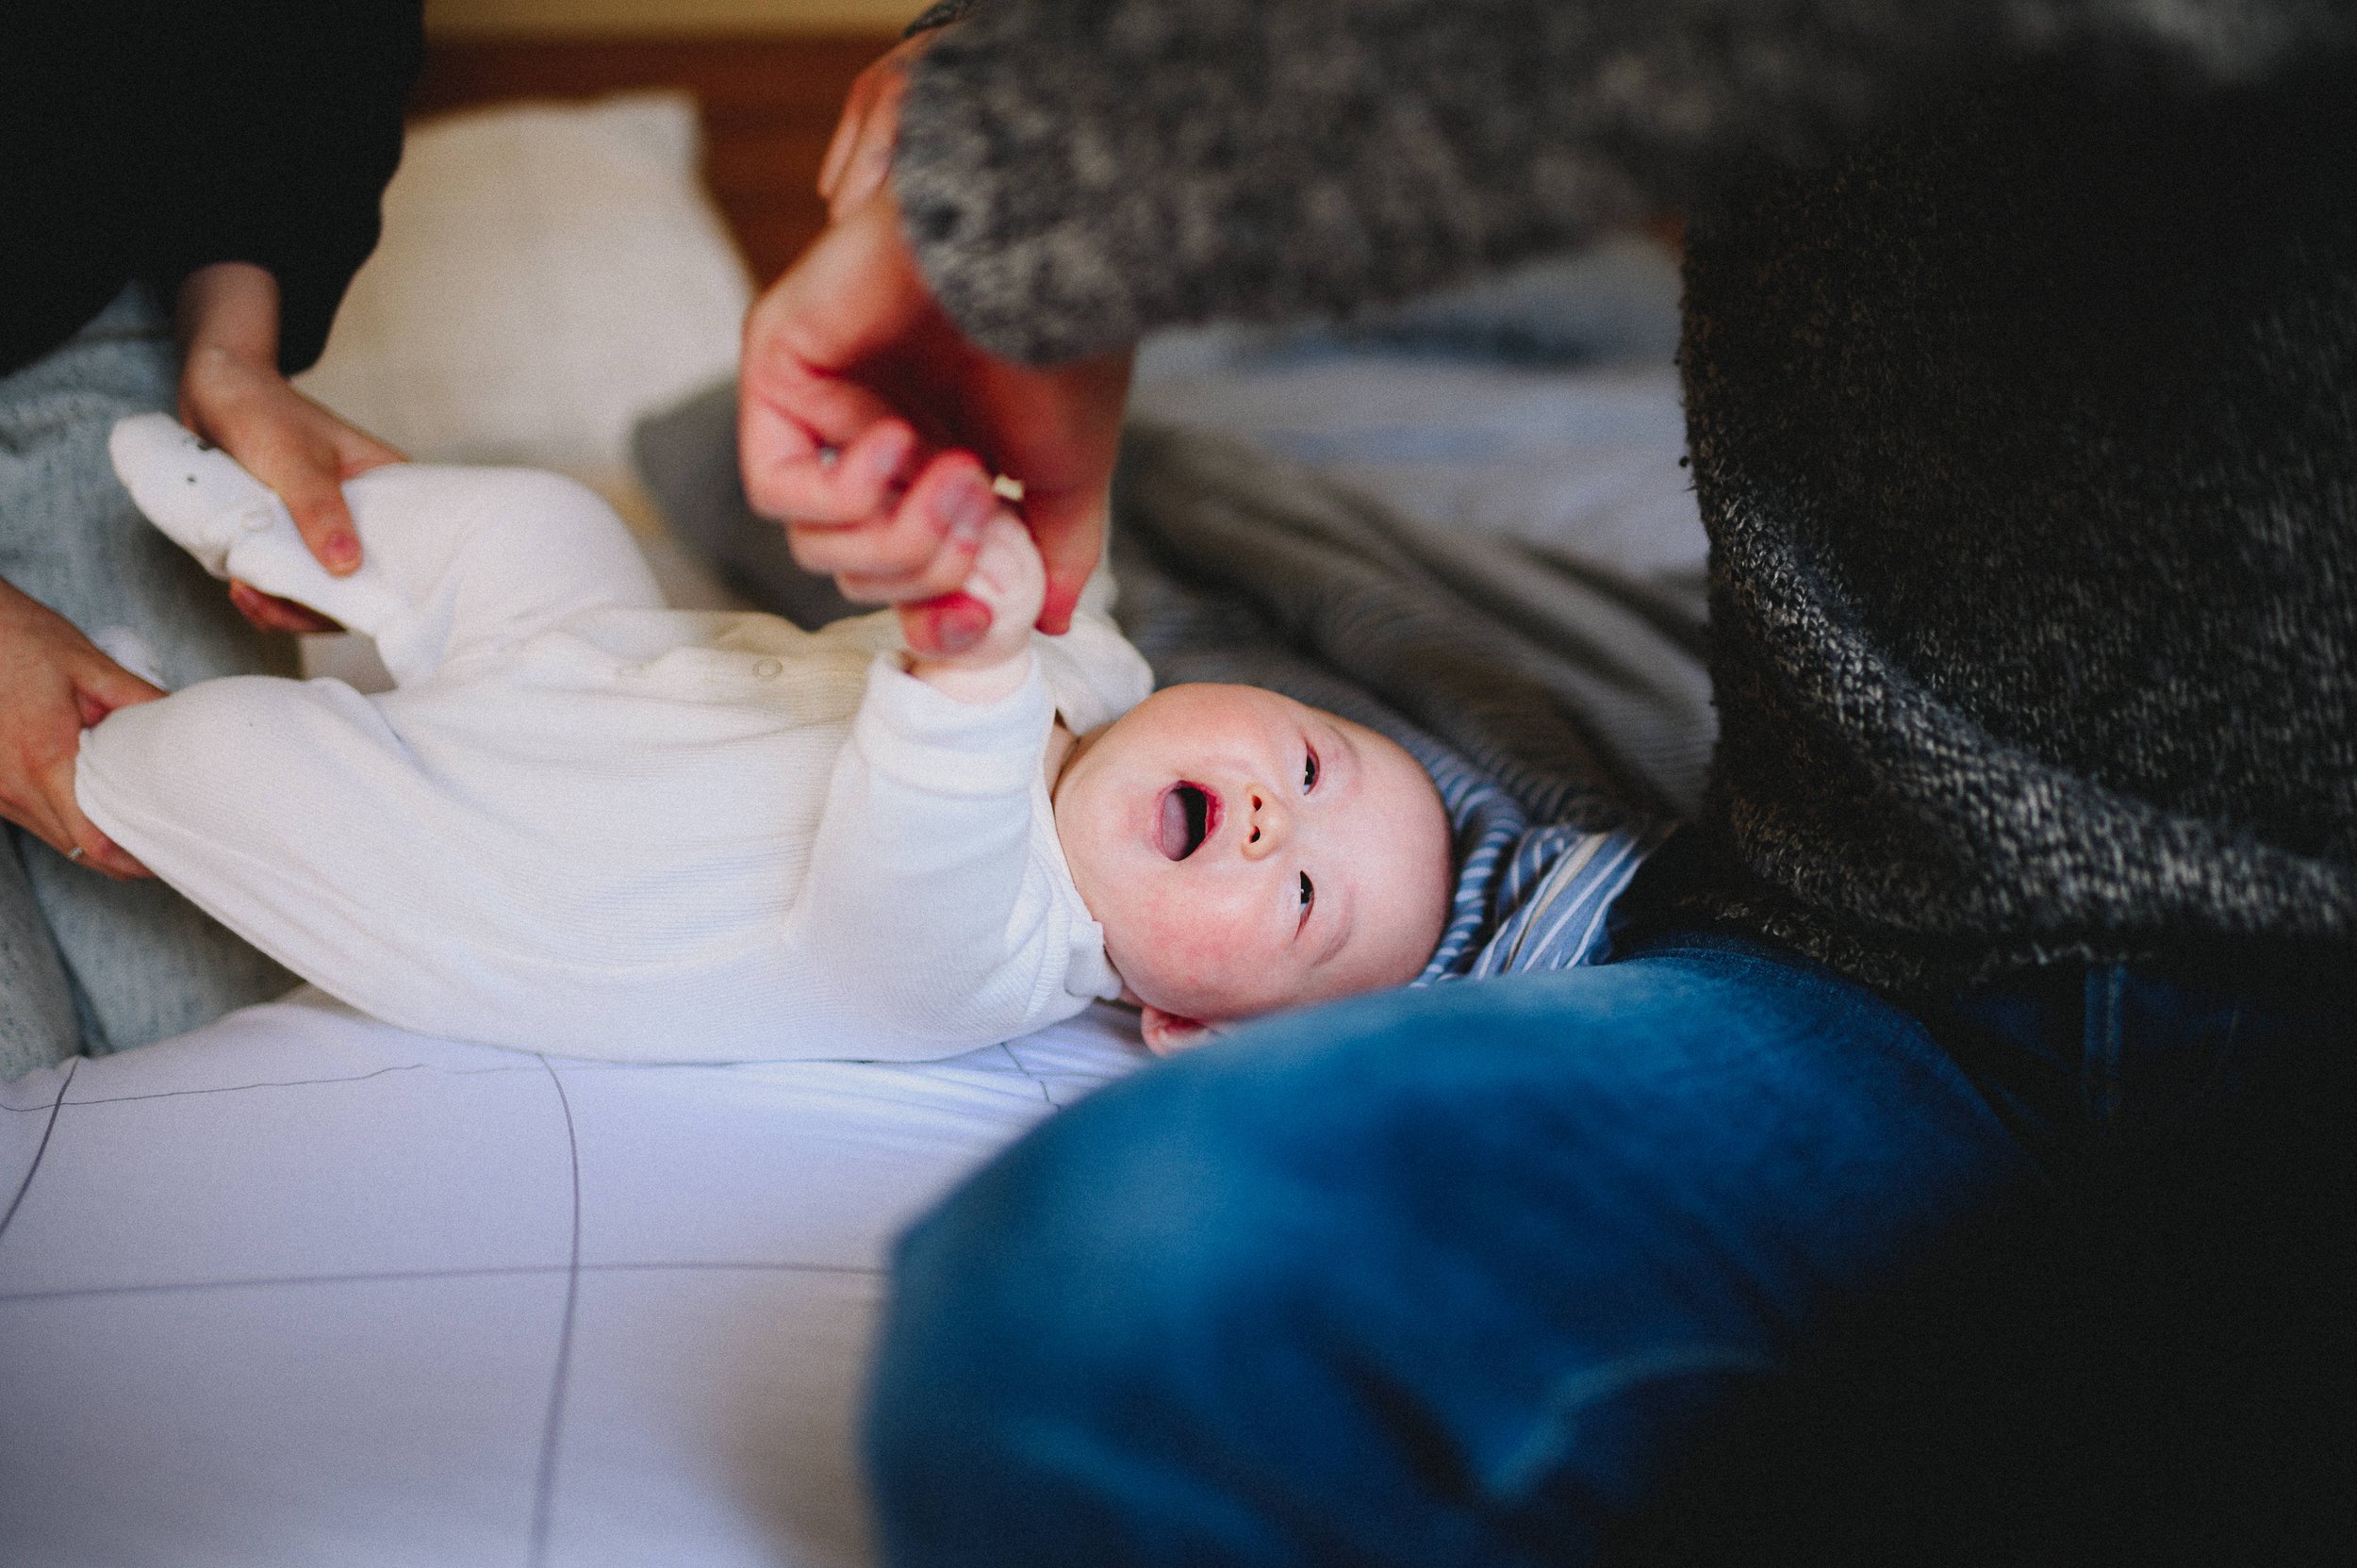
[896,0,2346,363]
[1033,606,1155,738]
[790,652,1108,1052]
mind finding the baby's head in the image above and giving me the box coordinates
[1051,683,1453,1053]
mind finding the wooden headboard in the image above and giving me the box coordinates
[411,33,899,286]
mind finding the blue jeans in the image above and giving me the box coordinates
[865,933,2353,1566]
[0,287,294,1077]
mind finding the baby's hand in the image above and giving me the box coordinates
[903,511,1046,701]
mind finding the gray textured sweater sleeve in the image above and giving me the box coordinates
[895,0,2349,362]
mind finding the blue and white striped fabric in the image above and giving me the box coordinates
[1404,737,1670,985]
[1448,824,1665,981]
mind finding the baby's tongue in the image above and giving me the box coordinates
[1159,787,1192,860]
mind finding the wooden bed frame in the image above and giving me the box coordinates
[413,35,1686,291]
[411,33,901,286]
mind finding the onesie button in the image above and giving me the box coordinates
[753,658,784,679]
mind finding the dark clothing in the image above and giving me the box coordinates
[5,2,422,377]
[894,0,2357,997]
[1678,69,2357,993]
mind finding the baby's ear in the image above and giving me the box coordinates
[1139,1005,1214,1056]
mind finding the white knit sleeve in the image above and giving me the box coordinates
[787,652,1096,1054]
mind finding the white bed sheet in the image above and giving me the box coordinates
[0,990,1143,1567]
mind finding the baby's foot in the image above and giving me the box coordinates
[108,414,289,579]
[107,415,396,626]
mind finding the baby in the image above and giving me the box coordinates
[77,416,1453,1062]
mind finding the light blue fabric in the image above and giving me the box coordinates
[0,287,295,1079]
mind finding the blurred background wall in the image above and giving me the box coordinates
[413,4,908,281]
[425,0,919,36]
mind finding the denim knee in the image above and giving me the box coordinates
[866,956,2027,1567]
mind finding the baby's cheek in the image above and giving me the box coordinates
[1114,893,1244,1013]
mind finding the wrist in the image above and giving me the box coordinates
[907,644,1035,706]
[176,262,283,371]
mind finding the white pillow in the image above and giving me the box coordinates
[296,91,753,479]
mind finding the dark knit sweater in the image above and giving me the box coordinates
[5,2,421,378]
[896,0,2356,994]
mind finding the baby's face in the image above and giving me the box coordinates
[1052,684,1453,1039]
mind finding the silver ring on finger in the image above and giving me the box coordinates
[65,846,85,864]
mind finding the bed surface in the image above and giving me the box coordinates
[1,991,1138,1567]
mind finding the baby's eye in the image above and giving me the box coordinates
[1298,871,1315,915]
[1303,747,1320,791]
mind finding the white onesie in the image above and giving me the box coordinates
[75,417,1151,1062]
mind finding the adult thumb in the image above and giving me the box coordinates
[1029,489,1110,635]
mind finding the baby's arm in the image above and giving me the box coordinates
[898,510,1047,705]
[786,523,1094,1051]
[789,647,1082,1052]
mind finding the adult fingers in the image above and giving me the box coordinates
[0,716,75,856]
[58,652,161,876]
[270,444,365,576]
[1028,487,1112,636]
[192,396,358,574]
[325,417,406,478]
[816,58,883,201]
[740,396,921,527]
[69,648,166,722]
[182,362,393,578]
[826,64,910,223]
[786,451,994,584]
[252,403,402,574]
[0,682,155,880]
[964,344,1134,633]
[736,196,938,525]
[34,746,149,879]
[228,579,343,635]
[820,38,923,220]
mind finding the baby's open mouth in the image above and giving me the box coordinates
[1158,782,1220,860]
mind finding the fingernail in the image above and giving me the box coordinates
[936,476,992,544]
[859,427,913,487]
[325,532,360,571]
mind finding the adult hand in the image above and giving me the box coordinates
[175,262,404,634]
[739,189,1132,656]
[0,578,157,878]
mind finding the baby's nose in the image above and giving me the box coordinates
[1241,786,1291,859]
